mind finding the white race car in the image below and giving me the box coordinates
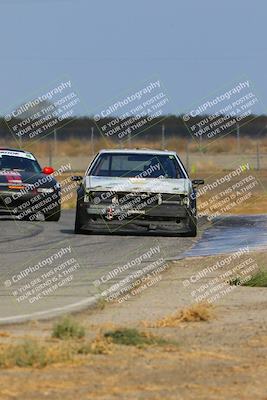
[72,149,204,236]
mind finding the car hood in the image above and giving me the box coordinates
[85,176,192,195]
[0,170,57,187]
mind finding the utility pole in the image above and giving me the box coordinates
[18,135,22,149]
[128,130,132,147]
[54,129,57,157]
[91,126,95,156]
[256,142,260,170]
[186,140,190,171]
[236,122,240,154]
[49,140,52,166]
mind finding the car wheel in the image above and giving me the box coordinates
[45,205,61,222]
[74,204,83,234]
[183,214,197,237]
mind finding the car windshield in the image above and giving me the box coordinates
[90,153,185,179]
[0,155,41,173]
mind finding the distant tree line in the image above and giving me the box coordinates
[0,115,266,142]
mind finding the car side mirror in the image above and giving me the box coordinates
[71,176,83,182]
[192,179,205,186]
[42,166,54,175]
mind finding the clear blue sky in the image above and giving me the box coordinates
[0,0,266,116]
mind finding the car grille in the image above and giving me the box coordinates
[90,192,183,206]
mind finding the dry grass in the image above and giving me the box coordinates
[88,335,113,354]
[1,136,267,157]
[0,340,72,368]
[0,332,10,338]
[0,336,113,369]
[0,327,177,368]
[144,303,215,328]
[193,169,267,215]
[77,335,113,355]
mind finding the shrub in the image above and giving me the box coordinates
[52,317,85,340]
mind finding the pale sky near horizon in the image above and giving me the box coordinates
[0,0,267,117]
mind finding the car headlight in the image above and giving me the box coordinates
[36,188,54,194]
[182,196,190,206]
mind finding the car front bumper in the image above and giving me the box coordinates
[78,192,194,233]
[0,190,60,218]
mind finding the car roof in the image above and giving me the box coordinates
[0,148,27,153]
[98,148,177,156]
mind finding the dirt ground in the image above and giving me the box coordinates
[0,252,266,400]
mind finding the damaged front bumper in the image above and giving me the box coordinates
[78,192,194,233]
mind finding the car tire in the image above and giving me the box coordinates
[74,204,83,234]
[183,214,197,237]
[45,205,61,222]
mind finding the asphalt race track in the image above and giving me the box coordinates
[1,211,266,324]
[0,210,197,323]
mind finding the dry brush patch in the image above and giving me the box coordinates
[0,321,178,369]
[143,303,215,328]
[103,327,178,348]
[52,316,86,340]
[0,337,113,369]
[0,340,71,368]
